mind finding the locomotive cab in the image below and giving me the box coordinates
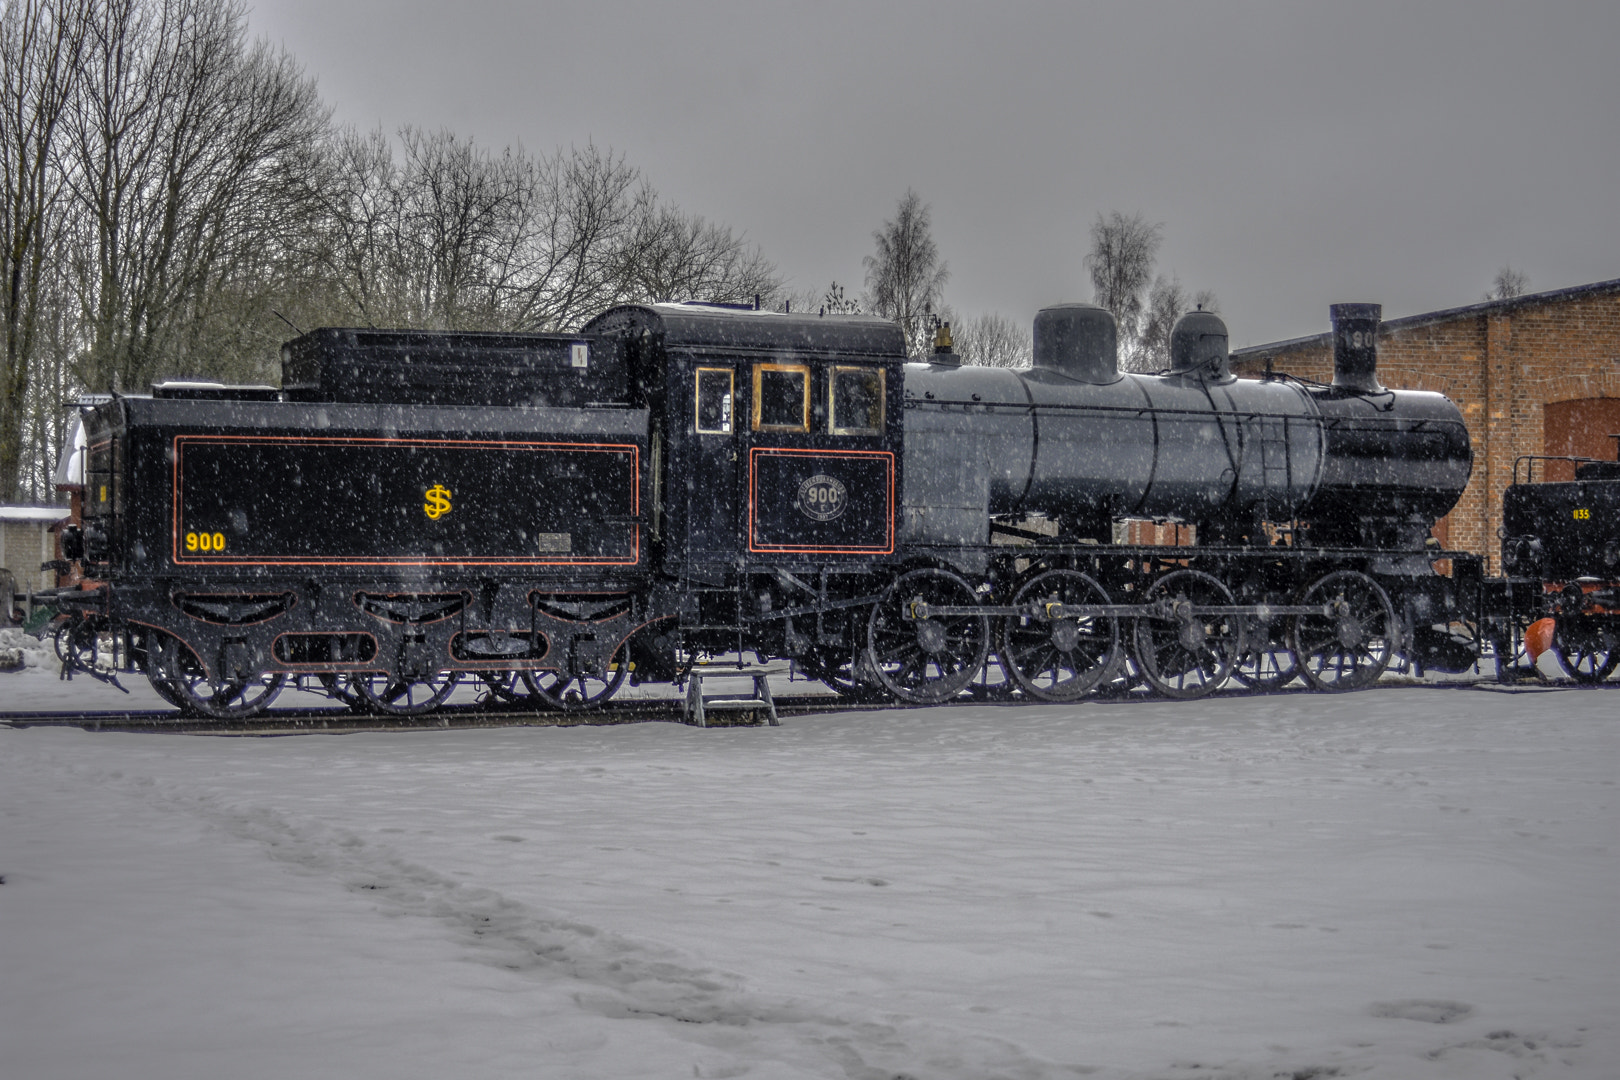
[584,303,907,578]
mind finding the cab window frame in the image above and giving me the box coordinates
[751,362,811,433]
[694,366,735,434]
[828,365,886,436]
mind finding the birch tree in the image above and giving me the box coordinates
[1084,210,1160,366]
[863,188,948,357]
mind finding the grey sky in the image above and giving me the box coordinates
[250,0,1617,346]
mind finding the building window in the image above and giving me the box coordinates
[694,367,733,433]
[753,363,810,432]
[830,366,884,435]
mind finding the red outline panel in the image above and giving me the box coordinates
[171,434,640,568]
[747,447,895,554]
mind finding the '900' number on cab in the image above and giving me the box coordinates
[185,530,227,553]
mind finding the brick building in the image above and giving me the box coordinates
[1231,278,1620,570]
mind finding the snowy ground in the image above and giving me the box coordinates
[1,662,1615,1079]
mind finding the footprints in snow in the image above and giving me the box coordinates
[139,789,1091,1080]
[1367,998,1474,1024]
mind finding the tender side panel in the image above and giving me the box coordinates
[747,448,894,554]
[1503,479,1620,582]
[174,436,639,566]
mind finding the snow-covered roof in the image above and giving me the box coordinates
[0,505,70,522]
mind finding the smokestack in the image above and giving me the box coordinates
[1330,303,1383,393]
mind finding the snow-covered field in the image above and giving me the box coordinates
[1,663,1615,1079]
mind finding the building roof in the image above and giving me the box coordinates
[1233,277,1620,360]
[0,505,70,523]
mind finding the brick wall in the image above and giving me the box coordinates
[1232,281,1620,571]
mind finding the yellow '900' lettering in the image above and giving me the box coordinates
[185,531,227,553]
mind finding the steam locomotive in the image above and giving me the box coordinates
[46,297,1615,716]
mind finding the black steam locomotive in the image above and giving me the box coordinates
[48,298,1615,716]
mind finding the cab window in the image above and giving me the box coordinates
[830,366,884,435]
[753,363,810,432]
[695,367,733,433]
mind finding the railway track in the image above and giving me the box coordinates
[2,670,1600,736]
[0,692,884,735]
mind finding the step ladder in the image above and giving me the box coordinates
[683,666,782,728]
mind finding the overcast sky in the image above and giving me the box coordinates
[249,0,1617,346]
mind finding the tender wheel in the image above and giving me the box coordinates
[139,632,190,709]
[522,647,628,710]
[312,672,369,712]
[479,670,542,705]
[354,670,459,715]
[1233,616,1299,691]
[151,632,283,718]
[865,568,990,704]
[1551,618,1618,684]
[1000,570,1119,701]
[1131,570,1241,700]
[1290,570,1396,692]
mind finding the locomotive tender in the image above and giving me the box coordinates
[50,297,1614,716]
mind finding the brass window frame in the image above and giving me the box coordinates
[829,365,886,436]
[751,362,811,433]
[694,366,734,434]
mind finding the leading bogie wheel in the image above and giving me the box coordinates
[354,669,459,715]
[1551,617,1618,684]
[1000,569,1119,701]
[1131,570,1242,700]
[866,567,990,704]
[1289,570,1396,692]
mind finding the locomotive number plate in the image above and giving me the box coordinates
[796,474,849,522]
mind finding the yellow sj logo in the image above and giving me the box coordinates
[423,483,453,520]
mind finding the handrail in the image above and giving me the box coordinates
[1511,454,1605,486]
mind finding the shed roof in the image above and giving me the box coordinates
[1233,277,1620,360]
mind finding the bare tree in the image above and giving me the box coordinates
[1137,273,1218,372]
[955,311,1030,368]
[1,0,88,499]
[313,132,780,333]
[618,202,778,308]
[1084,210,1161,365]
[863,189,948,357]
[62,0,328,392]
[1487,265,1529,301]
